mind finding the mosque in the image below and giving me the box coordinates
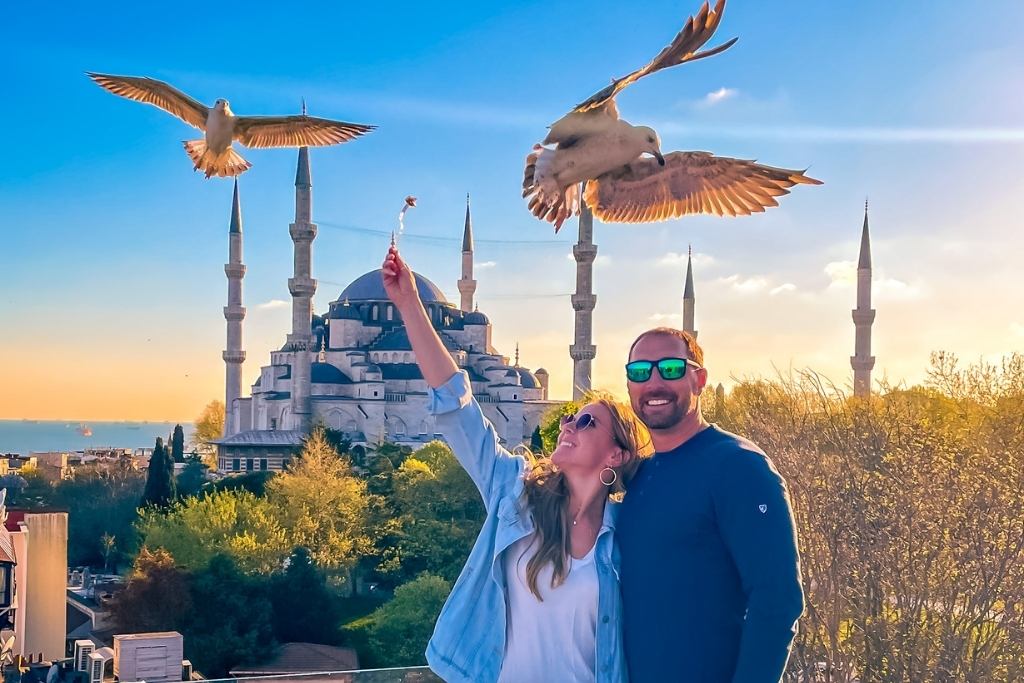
[216,149,558,474]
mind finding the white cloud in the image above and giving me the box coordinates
[1011,323,1024,337]
[657,251,716,268]
[770,283,797,295]
[649,312,682,322]
[256,299,290,310]
[718,274,769,293]
[477,261,497,269]
[825,260,857,288]
[700,87,737,107]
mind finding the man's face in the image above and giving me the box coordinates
[627,334,706,431]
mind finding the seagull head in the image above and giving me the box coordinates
[635,126,665,166]
[214,98,233,114]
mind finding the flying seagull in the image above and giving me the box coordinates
[522,0,821,231]
[87,73,375,178]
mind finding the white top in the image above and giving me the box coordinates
[497,533,599,683]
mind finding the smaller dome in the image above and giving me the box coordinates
[333,303,362,320]
[464,311,490,325]
[516,368,539,389]
[311,363,352,384]
[504,369,518,378]
[535,368,548,375]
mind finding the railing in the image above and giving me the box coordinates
[383,393,406,402]
[189,667,442,683]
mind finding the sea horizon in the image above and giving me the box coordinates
[0,419,196,457]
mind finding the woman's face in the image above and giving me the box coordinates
[551,401,623,475]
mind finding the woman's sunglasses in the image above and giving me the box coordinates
[560,412,599,430]
[625,357,701,383]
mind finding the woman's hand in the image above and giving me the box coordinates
[382,246,420,311]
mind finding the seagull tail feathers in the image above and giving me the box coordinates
[522,146,579,232]
[183,139,252,179]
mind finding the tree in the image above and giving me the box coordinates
[140,437,175,509]
[171,424,186,464]
[101,533,116,573]
[176,456,209,500]
[136,488,290,574]
[184,554,276,678]
[271,547,343,644]
[347,573,451,668]
[530,426,543,453]
[193,400,225,468]
[194,400,225,444]
[375,441,485,585]
[538,399,581,454]
[52,463,145,568]
[109,547,192,633]
[266,427,376,575]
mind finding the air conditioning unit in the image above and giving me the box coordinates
[88,653,104,683]
[75,641,95,672]
[181,660,193,681]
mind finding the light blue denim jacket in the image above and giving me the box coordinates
[424,371,627,683]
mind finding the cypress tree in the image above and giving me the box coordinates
[141,437,176,508]
[171,424,185,463]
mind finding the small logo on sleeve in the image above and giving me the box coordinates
[758,504,768,514]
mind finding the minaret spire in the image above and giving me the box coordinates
[457,193,477,312]
[223,180,247,437]
[851,199,876,397]
[570,185,597,400]
[287,148,317,431]
[683,244,697,337]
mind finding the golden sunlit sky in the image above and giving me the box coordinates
[2,1,1022,421]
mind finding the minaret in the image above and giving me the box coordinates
[457,194,477,312]
[851,199,876,397]
[222,180,246,437]
[683,245,697,337]
[570,189,597,400]
[287,147,317,431]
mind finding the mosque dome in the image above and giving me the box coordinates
[464,310,490,325]
[516,368,539,389]
[336,269,448,304]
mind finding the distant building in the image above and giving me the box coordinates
[216,152,559,474]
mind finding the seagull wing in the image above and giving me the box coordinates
[585,151,821,223]
[544,103,620,146]
[232,115,376,148]
[572,0,737,114]
[87,73,209,129]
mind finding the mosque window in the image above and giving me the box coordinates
[387,305,393,321]
[246,458,254,471]
[270,417,278,430]
[260,459,268,471]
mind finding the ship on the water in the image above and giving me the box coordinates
[76,423,93,437]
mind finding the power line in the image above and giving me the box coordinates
[315,219,567,247]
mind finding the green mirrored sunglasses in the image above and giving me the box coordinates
[625,357,701,383]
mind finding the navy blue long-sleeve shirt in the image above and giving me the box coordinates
[617,425,804,683]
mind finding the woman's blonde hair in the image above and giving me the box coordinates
[520,391,652,600]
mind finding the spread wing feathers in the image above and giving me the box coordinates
[87,73,209,129]
[585,151,822,223]
[573,0,737,114]
[233,115,376,149]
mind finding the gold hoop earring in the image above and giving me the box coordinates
[600,467,617,486]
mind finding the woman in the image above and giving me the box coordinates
[382,246,651,683]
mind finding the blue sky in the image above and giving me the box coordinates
[2,1,1023,419]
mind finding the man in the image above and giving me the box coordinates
[616,328,804,682]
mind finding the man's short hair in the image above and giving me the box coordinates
[629,327,705,367]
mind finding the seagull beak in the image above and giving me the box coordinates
[654,150,666,166]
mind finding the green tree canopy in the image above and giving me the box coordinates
[347,573,451,668]
[184,554,276,678]
[271,547,343,644]
[266,427,376,574]
[136,488,290,574]
[109,547,191,633]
